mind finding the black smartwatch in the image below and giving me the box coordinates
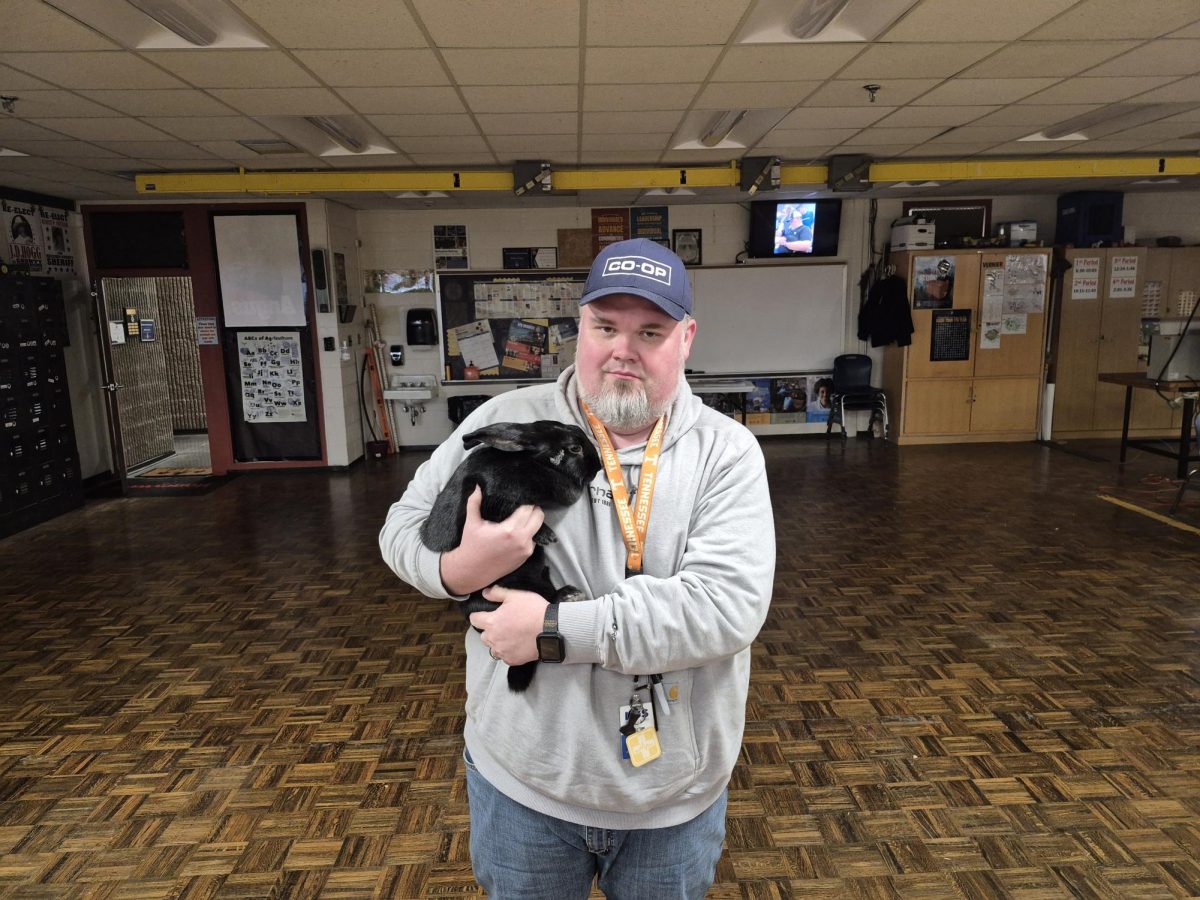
[536,604,565,663]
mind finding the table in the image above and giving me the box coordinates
[1098,372,1199,479]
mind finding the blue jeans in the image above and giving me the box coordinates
[465,751,726,899]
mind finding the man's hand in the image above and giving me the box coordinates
[469,585,549,665]
[440,487,545,595]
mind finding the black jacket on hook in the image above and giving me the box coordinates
[857,274,915,348]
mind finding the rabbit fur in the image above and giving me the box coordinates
[420,420,602,691]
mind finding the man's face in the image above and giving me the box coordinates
[576,294,696,431]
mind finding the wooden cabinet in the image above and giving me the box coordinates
[881,248,1050,445]
[1052,247,1184,438]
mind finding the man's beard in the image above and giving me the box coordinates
[580,374,676,433]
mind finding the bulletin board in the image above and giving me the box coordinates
[438,270,587,382]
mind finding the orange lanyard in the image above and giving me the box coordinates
[581,402,665,574]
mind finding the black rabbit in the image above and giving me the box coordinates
[420,421,602,691]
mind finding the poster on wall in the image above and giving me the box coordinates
[1071,256,1100,299]
[1109,254,1139,299]
[38,206,74,274]
[237,332,307,423]
[931,309,972,362]
[433,224,469,270]
[807,375,833,423]
[631,206,669,246]
[591,208,630,258]
[1003,254,1046,313]
[912,256,954,309]
[2,198,44,273]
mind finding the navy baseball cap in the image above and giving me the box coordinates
[580,238,692,320]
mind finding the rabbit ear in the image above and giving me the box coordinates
[462,423,534,452]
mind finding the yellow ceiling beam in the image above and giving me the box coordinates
[135,155,1199,197]
[870,156,1200,182]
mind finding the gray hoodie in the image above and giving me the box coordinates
[379,365,775,829]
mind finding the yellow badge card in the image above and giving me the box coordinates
[626,727,662,767]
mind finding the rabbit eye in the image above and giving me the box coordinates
[568,444,582,455]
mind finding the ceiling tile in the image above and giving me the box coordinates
[583,133,673,151]
[749,146,834,161]
[841,42,1004,79]
[827,143,921,158]
[0,119,75,142]
[0,2,118,51]
[3,141,124,159]
[142,50,318,88]
[965,40,1140,78]
[193,140,323,163]
[1104,122,1200,142]
[147,117,277,141]
[1052,137,1162,153]
[762,128,861,146]
[851,126,950,144]
[1125,75,1200,104]
[969,104,1102,127]
[0,52,186,90]
[52,156,142,170]
[777,107,898,129]
[579,150,666,164]
[322,154,413,168]
[693,82,821,109]
[1028,0,1200,39]
[973,140,1082,155]
[1024,76,1179,104]
[1170,20,1200,37]
[405,152,498,165]
[803,79,940,107]
[77,90,236,117]
[371,114,483,136]
[585,47,720,84]
[929,125,1038,142]
[441,49,578,86]
[660,148,748,164]
[474,113,577,135]
[584,84,701,111]
[1142,137,1200,151]
[29,117,176,142]
[0,63,54,91]
[713,45,863,81]
[294,50,449,87]
[94,141,219,159]
[904,141,999,156]
[883,0,1077,41]
[411,0,578,47]
[4,90,126,118]
[913,78,1061,106]
[877,105,999,127]
[395,135,491,154]
[209,87,354,116]
[1158,107,1200,123]
[231,0,428,48]
[586,0,750,46]
[462,85,577,113]
[488,135,579,153]
[315,87,460,115]
[1083,39,1200,76]
[583,111,684,134]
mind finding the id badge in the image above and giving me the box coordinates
[619,703,658,765]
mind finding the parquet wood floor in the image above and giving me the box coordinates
[0,438,1197,899]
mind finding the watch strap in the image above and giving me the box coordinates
[542,603,559,634]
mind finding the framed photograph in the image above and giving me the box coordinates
[672,229,702,266]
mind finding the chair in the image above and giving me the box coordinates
[826,354,888,440]
[1168,408,1199,515]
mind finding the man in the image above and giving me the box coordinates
[774,205,813,253]
[379,238,775,899]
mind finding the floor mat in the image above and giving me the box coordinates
[125,475,234,496]
[135,466,213,477]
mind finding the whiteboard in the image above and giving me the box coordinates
[213,214,307,327]
[686,263,847,374]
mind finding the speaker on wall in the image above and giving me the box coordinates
[311,248,330,312]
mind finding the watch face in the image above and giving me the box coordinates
[537,633,565,663]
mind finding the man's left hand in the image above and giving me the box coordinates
[470,586,549,665]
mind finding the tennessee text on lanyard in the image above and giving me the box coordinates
[580,402,665,576]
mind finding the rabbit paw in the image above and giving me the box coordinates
[533,524,558,546]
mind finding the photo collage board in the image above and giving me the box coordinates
[438,269,588,382]
[697,375,835,425]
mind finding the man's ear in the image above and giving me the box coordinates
[679,317,697,359]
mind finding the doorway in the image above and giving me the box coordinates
[96,276,211,478]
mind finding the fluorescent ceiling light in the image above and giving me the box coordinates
[1018,131,1086,142]
[395,191,448,199]
[700,111,747,148]
[305,116,365,153]
[43,0,268,48]
[1133,178,1180,184]
[789,0,851,39]
[0,148,29,157]
[126,0,215,45]
[643,187,697,196]
[888,181,940,189]
[1022,103,1193,142]
[738,0,919,43]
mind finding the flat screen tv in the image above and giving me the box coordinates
[748,199,842,258]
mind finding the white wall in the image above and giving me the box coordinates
[1123,192,1200,244]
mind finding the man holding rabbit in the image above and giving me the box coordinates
[380,238,775,899]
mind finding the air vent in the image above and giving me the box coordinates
[238,139,301,156]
